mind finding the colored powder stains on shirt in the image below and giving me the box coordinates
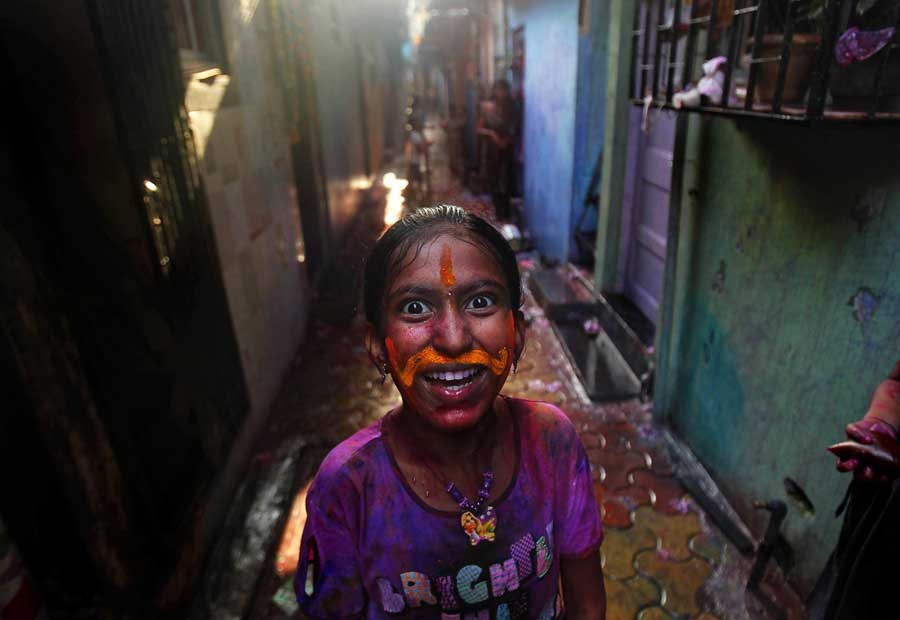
[385,338,509,388]
[295,398,603,619]
[440,244,456,288]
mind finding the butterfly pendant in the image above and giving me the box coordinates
[460,506,497,546]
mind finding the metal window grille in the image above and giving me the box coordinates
[630,0,900,122]
[86,0,204,280]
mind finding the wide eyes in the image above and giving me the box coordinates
[466,294,496,311]
[397,294,497,318]
[401,300,430,315]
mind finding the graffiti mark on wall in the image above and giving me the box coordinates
[848,286,880,328]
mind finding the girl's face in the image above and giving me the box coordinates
[376,234,523,433]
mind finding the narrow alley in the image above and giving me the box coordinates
[3,1,900,620]
[187,120,805,620]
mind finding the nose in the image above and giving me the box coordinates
[432,305,473,358]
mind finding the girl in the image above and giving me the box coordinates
[296,206,605,619]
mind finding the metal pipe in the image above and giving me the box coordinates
[720,0,744,107]
[807,0,843,120]
[640,1,653,98]
[747,500,788,591]
[745,0,770,110]
[652,0,666,101]
[771,0,797,113]
[705,0,720,63]
[667,0,683,102]
[682,0,701,88]
[868,4,900,118]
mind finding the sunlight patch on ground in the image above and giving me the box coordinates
[274,480,312,577]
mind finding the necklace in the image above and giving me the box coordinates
[387,410,500,546]
[447,472,497,547]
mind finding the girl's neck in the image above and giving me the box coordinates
[390,398,503,470]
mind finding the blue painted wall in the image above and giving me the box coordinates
[668,119,900,592]
[510,0,579,262]
[570,0,610,260]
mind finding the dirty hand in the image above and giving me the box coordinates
[828,360,900,483]
[828,417,900,482]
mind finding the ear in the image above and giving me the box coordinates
[513,309,527,366]
[365,324,387,370]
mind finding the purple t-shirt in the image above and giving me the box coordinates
[295,397,602,619]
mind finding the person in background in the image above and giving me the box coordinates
[810,360,900,619]
[405,97,430,201]
[477,80,519,220]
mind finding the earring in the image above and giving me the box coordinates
[380,364,388,384]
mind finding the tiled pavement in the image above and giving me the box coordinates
[211,125,807,619]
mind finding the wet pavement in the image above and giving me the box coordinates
[193,122,806,620]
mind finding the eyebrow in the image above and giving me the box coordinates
[387,284,440,299]
[387,278,506,300]
[454,278,505,297]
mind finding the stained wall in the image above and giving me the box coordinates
[509,0,580,261]
[190,2,310,423]
[667,117,900,592]
[570,0,610,260]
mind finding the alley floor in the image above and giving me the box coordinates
[192,122,806,620]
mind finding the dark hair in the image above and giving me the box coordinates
[364,205,522,334]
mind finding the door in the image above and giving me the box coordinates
[621,107,676,325]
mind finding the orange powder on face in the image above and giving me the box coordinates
[505,310,516,350]
[440,245,455,288]
[385,337,509,389]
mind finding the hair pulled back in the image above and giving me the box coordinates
[364,205,522,334]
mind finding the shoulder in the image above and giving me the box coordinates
[506,397,581,448]
[309,421,385,500]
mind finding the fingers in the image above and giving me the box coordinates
[867,419,898,439]
[846,423,873,444]
[828,441,867,460]
[835,458,858,472]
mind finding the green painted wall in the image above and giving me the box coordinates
[668,117,900,593]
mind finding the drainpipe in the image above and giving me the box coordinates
[594,0,636,293]
[748,500,789,592]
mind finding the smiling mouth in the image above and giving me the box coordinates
[421,366,486,391]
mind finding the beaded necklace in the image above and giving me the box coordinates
[388,410,500,546]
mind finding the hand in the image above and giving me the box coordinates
[828,417,900,483]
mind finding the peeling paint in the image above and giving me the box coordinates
[847,286,880,327]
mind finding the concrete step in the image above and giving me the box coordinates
[528,267,653,402]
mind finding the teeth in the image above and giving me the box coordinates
[426,368,479,382]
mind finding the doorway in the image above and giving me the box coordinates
[614,105,676,344]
